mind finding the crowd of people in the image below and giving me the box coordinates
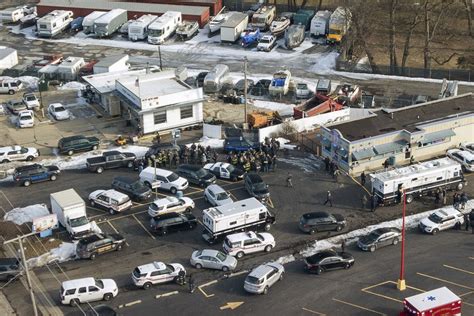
[225,139,280,173]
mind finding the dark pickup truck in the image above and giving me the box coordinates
[86,151,136,173]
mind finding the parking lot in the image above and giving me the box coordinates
[0,147,472,315]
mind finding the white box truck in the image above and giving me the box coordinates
[201,198,275,244]
[310,10,331,37]
[51,189,91,239]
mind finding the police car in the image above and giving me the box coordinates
[223,231,275,258]
[419,208,464,235]
[203,162,245,181]
[447,149,474,172]
[131,261,185,289]
[0,145,39,163]
[88,189,132,215]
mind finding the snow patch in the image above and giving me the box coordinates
[58,81,85,91]
[27,242,77,268]
[251,100,295,117]
[277,138,297,150]
[278,154,323,173]
[90,221,103,234]
[187,136,224,149]
[309,52,339,74]
[3,204,49,225]
[0,75,39,90]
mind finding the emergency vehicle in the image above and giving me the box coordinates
[400,287,461,316]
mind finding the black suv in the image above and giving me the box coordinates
[58,135,100,156]
[150,212,197,236]
[244,173,270,201]
[176,164,216,187]
[13,164,60,187]
[0,258,21,281]
[111,176,152,201]
[76,233,126,260]
[298,211,346,235]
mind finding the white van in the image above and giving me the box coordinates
[60,277,118,306]
[139,167,188,194]
[223,231,275,258]
[0,79,23,95]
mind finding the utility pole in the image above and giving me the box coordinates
[397,189,407,291]
[244,57,248,126]
[158,46,163,71]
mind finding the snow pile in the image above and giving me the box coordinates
[278,154,323,172]
[187,136,224,149]
[252,100,295,117]
[90,221,103,234]
[277,138,297,150]
[3,204,50,225]
[309,52,339,74]
[27,242,77,268]
[0,76,39,90]
[58,81,85,91]
[277,199,474,264]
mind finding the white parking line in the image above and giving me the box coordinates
[155,291,179,299]
[118,300,142,308]
[132,214,156,240]
[198,280,217,298]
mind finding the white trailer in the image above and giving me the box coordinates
[57,57,86,81]
[251,5,276,31]
[0,47,18,70]
[220,12,248,43]
[50,189,91,239]
[147,11,182,44]
[36,10,73,38]
[128,14,158,41]
[203,64,229,93]
[310,10,331,37]
[201,198,276,244]
[370,157,465,205]
[82,11,106,34]
[0,6,25,23]
[94,8,127,38]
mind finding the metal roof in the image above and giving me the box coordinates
[405,287,460,311]
[0,46,16,60]
[50,189,84,208]
[221,12,248,28]
[373,140,407,155]
[422,129,456,143]
[38,0,208,15]
[352,147,376,161]
[94,54,128,68]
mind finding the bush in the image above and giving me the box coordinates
[278,121,298,141]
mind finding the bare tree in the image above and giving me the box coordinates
[462,0,473,36]
[389,0,399,74]
[400,7,422,74]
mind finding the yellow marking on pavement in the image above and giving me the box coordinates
[361,281,392,291]
[198,280,217,298]
[220,302,243,310]
[156,291,178,299]
[301,307,326,315]
[0,191,14,208]
[107,221,129,246]
[460,291,474,297]
[332,298,386,315]
[229,192,237,201]
[444,264,474,275]
[347,175,372,195]
[227,270,248,278]
[361,280,424,304]
[86,206,108,213]
[132,214,156,240]
[118,300,141,308]
[417,272,474,290]
[469,257,474,260]
[132,201,147,207]
[267,197,274,209]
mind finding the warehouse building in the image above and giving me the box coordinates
[127,0,222,16]
[37,0,210,28]
[319,93,474,176]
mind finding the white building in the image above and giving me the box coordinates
[0,46,18,70]
[115,71,204,135]
[93,55,129,74]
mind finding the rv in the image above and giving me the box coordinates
[251,5,276,31]
[310,10,331,37]
[203,64,229,93]
[94,8,127,38]
[128,14,158,41]
[201,198,276,244]
[147,11,182,45]
[220,12,248,43]
[0,7,25,23]
[370,157,465,205]
[82,11,106,34]
[36,10,73,38]
[56,57,86,81]
[327,7,351,45]
[269,69,291,96]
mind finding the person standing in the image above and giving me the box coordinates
[361,194,368,210]
[341,239,346,253]
[188,275,195,293]
[435,188,441,204]
[324,157,330,172]
[360,171,366,186]
[371,194,378,212]
[286,172,293,188]
[323,191,333,207]
[442,188,447,205]
[464,213,470,232]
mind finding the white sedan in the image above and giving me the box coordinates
[48,103,70,121]
[17,110,34,128]
[204,184,233,206]
[148,196,195,217]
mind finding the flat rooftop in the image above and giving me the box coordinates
[83,69,146,94]
[331,94,474,141]
[117,71,189,99]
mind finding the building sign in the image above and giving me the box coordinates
[32,214,58,233]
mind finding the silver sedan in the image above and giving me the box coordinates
[190,249,237,272]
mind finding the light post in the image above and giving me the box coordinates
[397,188,407,291]
[38,77,46,118]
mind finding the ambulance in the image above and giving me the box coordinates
[400,287,461,316]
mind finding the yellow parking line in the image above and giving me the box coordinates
[361,280,423,304]
[229,192,237,201]
[469,257,474,260]
[444,264,474,275]
[198,280,217,298]
[417,272,474,290]
[332,298,387,315]
[301,307,326,315]
[460,291,474,297]
[361,289,402,304]
[267,198,274,209]
[132,214,156,240]
[86,206,108,213]
[361,281,392,291]
[107,221,129,246]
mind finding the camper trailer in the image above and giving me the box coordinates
[36,10,73,38]
[327,7,351,44]
[370,157,465,205]
[147,11,182,44]
[201,198,276,244]
[82,11,106,34]
[94,9,127,38]
[128,14,158,41]
[203,64,229,93]
[251,5,276,31]
[220,12,249,43]
[0,7,25,23]
[310,10,331,37]
[56,57,86,81]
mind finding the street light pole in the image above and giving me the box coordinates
[397,189,407,291]
[244,57,248,126]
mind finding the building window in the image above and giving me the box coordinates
[154,110,166,125]
[180,105,193,119]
